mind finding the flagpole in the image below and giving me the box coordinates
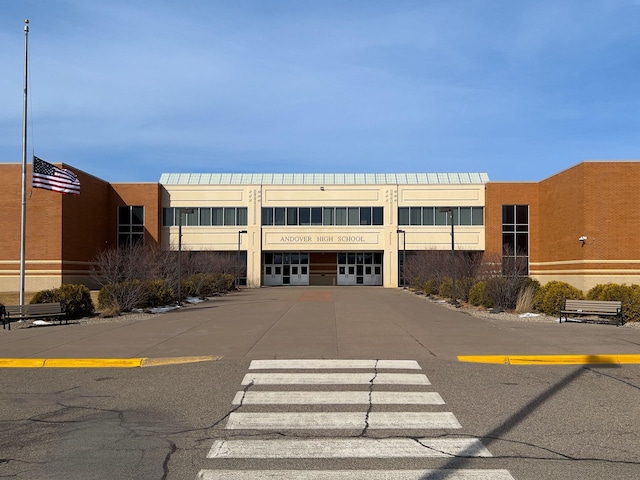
[19,19,29,306]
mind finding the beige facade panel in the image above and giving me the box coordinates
[164,186,247,205]
[399,186,484,204]
[263,186,381,204]
[402,228,485,250]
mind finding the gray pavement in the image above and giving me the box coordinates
[2,286,640,362]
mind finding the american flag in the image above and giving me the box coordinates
[32,156,81,195]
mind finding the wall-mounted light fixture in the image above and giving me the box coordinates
[579,236,587,246]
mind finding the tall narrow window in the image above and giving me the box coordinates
[118,205,144,248]
[502,205,529,276]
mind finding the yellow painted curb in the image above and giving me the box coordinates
[141,355,222,367]
[0,356,222,368]
[0,358,46,368]
[44,358,145,368]
[458,354,640,365]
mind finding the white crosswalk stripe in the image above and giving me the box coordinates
[232,390,445,405]
[208,438,493,458]
[226,411,462,429]
[198,469,515,479]
[196,359,515,480]
[241,372,430,385]
[249,359,422,370]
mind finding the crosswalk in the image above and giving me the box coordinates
[196,359,515,479]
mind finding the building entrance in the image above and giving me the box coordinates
[262,251,382,286]
[263,252,309,286]
[337,252,383,285]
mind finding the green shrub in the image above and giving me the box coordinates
[30,289,58,304]
[31,284,95,319]
[421,279,440,295]
[182,273,234,297]
[535,281,583,315]
[140,280,174,308]
[438,278,453,299]
[468,281,491,307]
[587,283,640,323]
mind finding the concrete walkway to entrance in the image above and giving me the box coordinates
[1,287,640,364]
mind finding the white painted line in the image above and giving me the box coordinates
[249,359,421,370]
[198,469,516,480]
[226,412,462,429]
[208,437,491,458]
[232,390,444,405]
[241,373,430,385]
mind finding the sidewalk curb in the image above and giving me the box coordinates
[457,354,640,365]
[0,356,222,368]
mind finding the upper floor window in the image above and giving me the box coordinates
[398,206,484,226]
[262,206,383,226]
[162,207,248,227]
[118,205,144,248]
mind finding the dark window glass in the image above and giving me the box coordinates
[435,208,448,225]
[360,208,371,226]
[410,207,421,225]
[163,208,174,227]
[118,206,130,224]
[299,208,311,225]
[237,208,247,226]
[132,206,144,225]
[516,205,528,224]
[422,207,434,225]
[224,208,236,226]
[502,205,514,224]
[459,207,471,225]
[212,208,224,226]
[336,208,347,225]
[323,208,334,225]
[348,208,359,226]
[275,208,286,226]
[398,207,409,225]
[372,207,383,225]
[287,208,298,225]
[472,207,484,226]
[199,208,211,226]
[311,208,322,225]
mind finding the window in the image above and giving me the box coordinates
[163,207,247,226]
[398,206,484,226]
[118,205,144,248]
[502,204,529,276]
[260,206,385,226]
[372,207,383,225]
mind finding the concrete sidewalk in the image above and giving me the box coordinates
[2,287,640,366]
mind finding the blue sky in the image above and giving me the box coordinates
[1,1,639,183]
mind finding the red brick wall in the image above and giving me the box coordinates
[0,164,64,282]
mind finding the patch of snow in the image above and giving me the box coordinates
[32,320,52,326]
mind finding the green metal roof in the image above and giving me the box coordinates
[159,172,489,185]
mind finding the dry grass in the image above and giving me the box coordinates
[515,283,537,314]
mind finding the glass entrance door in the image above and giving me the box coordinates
[263,252,309,286]
[337,252,383,286]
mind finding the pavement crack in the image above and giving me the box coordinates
[359,359,378,437]
[160,437,177,480]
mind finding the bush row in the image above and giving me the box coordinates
[97,273,235,314]
[416,278,640,322]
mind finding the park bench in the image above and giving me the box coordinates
[559,299,623,326]
[1,303,66,330]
